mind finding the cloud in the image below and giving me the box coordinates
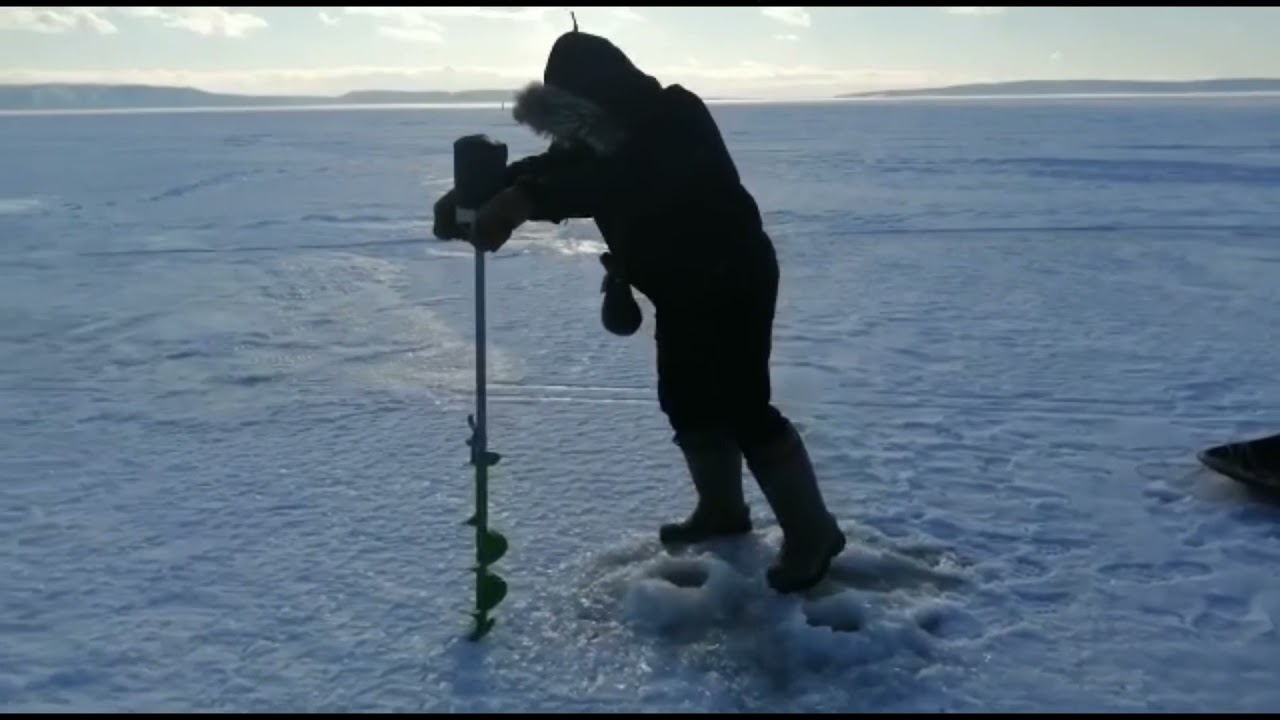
[378,26,444,43]
[121,7,268,37]
[775,33,800,42]
[760,7,811,28]
[0,6,640,42]
[337,6,643,45]
[0,7,118,34]
[944,7,1007,16]
[339,6,557,43]
[0,7,268,37]
[610,7,646,23]
[352,7,550,22]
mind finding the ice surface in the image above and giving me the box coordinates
[3,96,1280,712]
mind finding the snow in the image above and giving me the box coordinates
[3,95,1280,712]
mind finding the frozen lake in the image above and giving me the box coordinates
[3,95,1280,711]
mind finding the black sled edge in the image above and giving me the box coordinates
[1197,431,1280,495]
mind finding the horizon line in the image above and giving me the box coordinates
[4,92,1280,119]
[3,75,1280,98]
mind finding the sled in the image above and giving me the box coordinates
[1197,431,1280,495]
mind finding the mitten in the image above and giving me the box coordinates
[471,186,531,252]
[599,252,642,336]
[432,188,467,241]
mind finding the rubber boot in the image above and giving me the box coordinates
[745,422,845,593]
[659,432,753,547]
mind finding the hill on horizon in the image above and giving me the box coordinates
[0,83,515,111]
[3,78,1280,111]
[840,78,1280,98]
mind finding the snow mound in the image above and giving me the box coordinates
[567,526,984,708]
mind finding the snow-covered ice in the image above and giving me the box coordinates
[3,96,1280,712]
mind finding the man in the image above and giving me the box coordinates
[432,28,845,593]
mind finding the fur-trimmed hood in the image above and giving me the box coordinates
[511,31,663,155]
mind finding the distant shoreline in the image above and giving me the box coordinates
[3,94,1279,119]
[1,79,1279,115]
[837,78,1280,99]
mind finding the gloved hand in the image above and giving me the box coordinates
[599,252,642,336]
[432,188,466,241]
[471,185,532,252]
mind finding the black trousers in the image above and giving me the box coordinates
[649,232,790,453]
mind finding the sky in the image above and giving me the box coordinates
[2,6,1279,99]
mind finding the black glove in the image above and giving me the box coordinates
[432,188,467,241]
[599,252,642,336]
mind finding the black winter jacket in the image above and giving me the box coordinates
[503,31,774,306]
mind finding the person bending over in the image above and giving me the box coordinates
[434,29,845,593]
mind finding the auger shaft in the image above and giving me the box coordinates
[453,134,510,641]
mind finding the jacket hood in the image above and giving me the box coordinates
[512,31,662,155]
